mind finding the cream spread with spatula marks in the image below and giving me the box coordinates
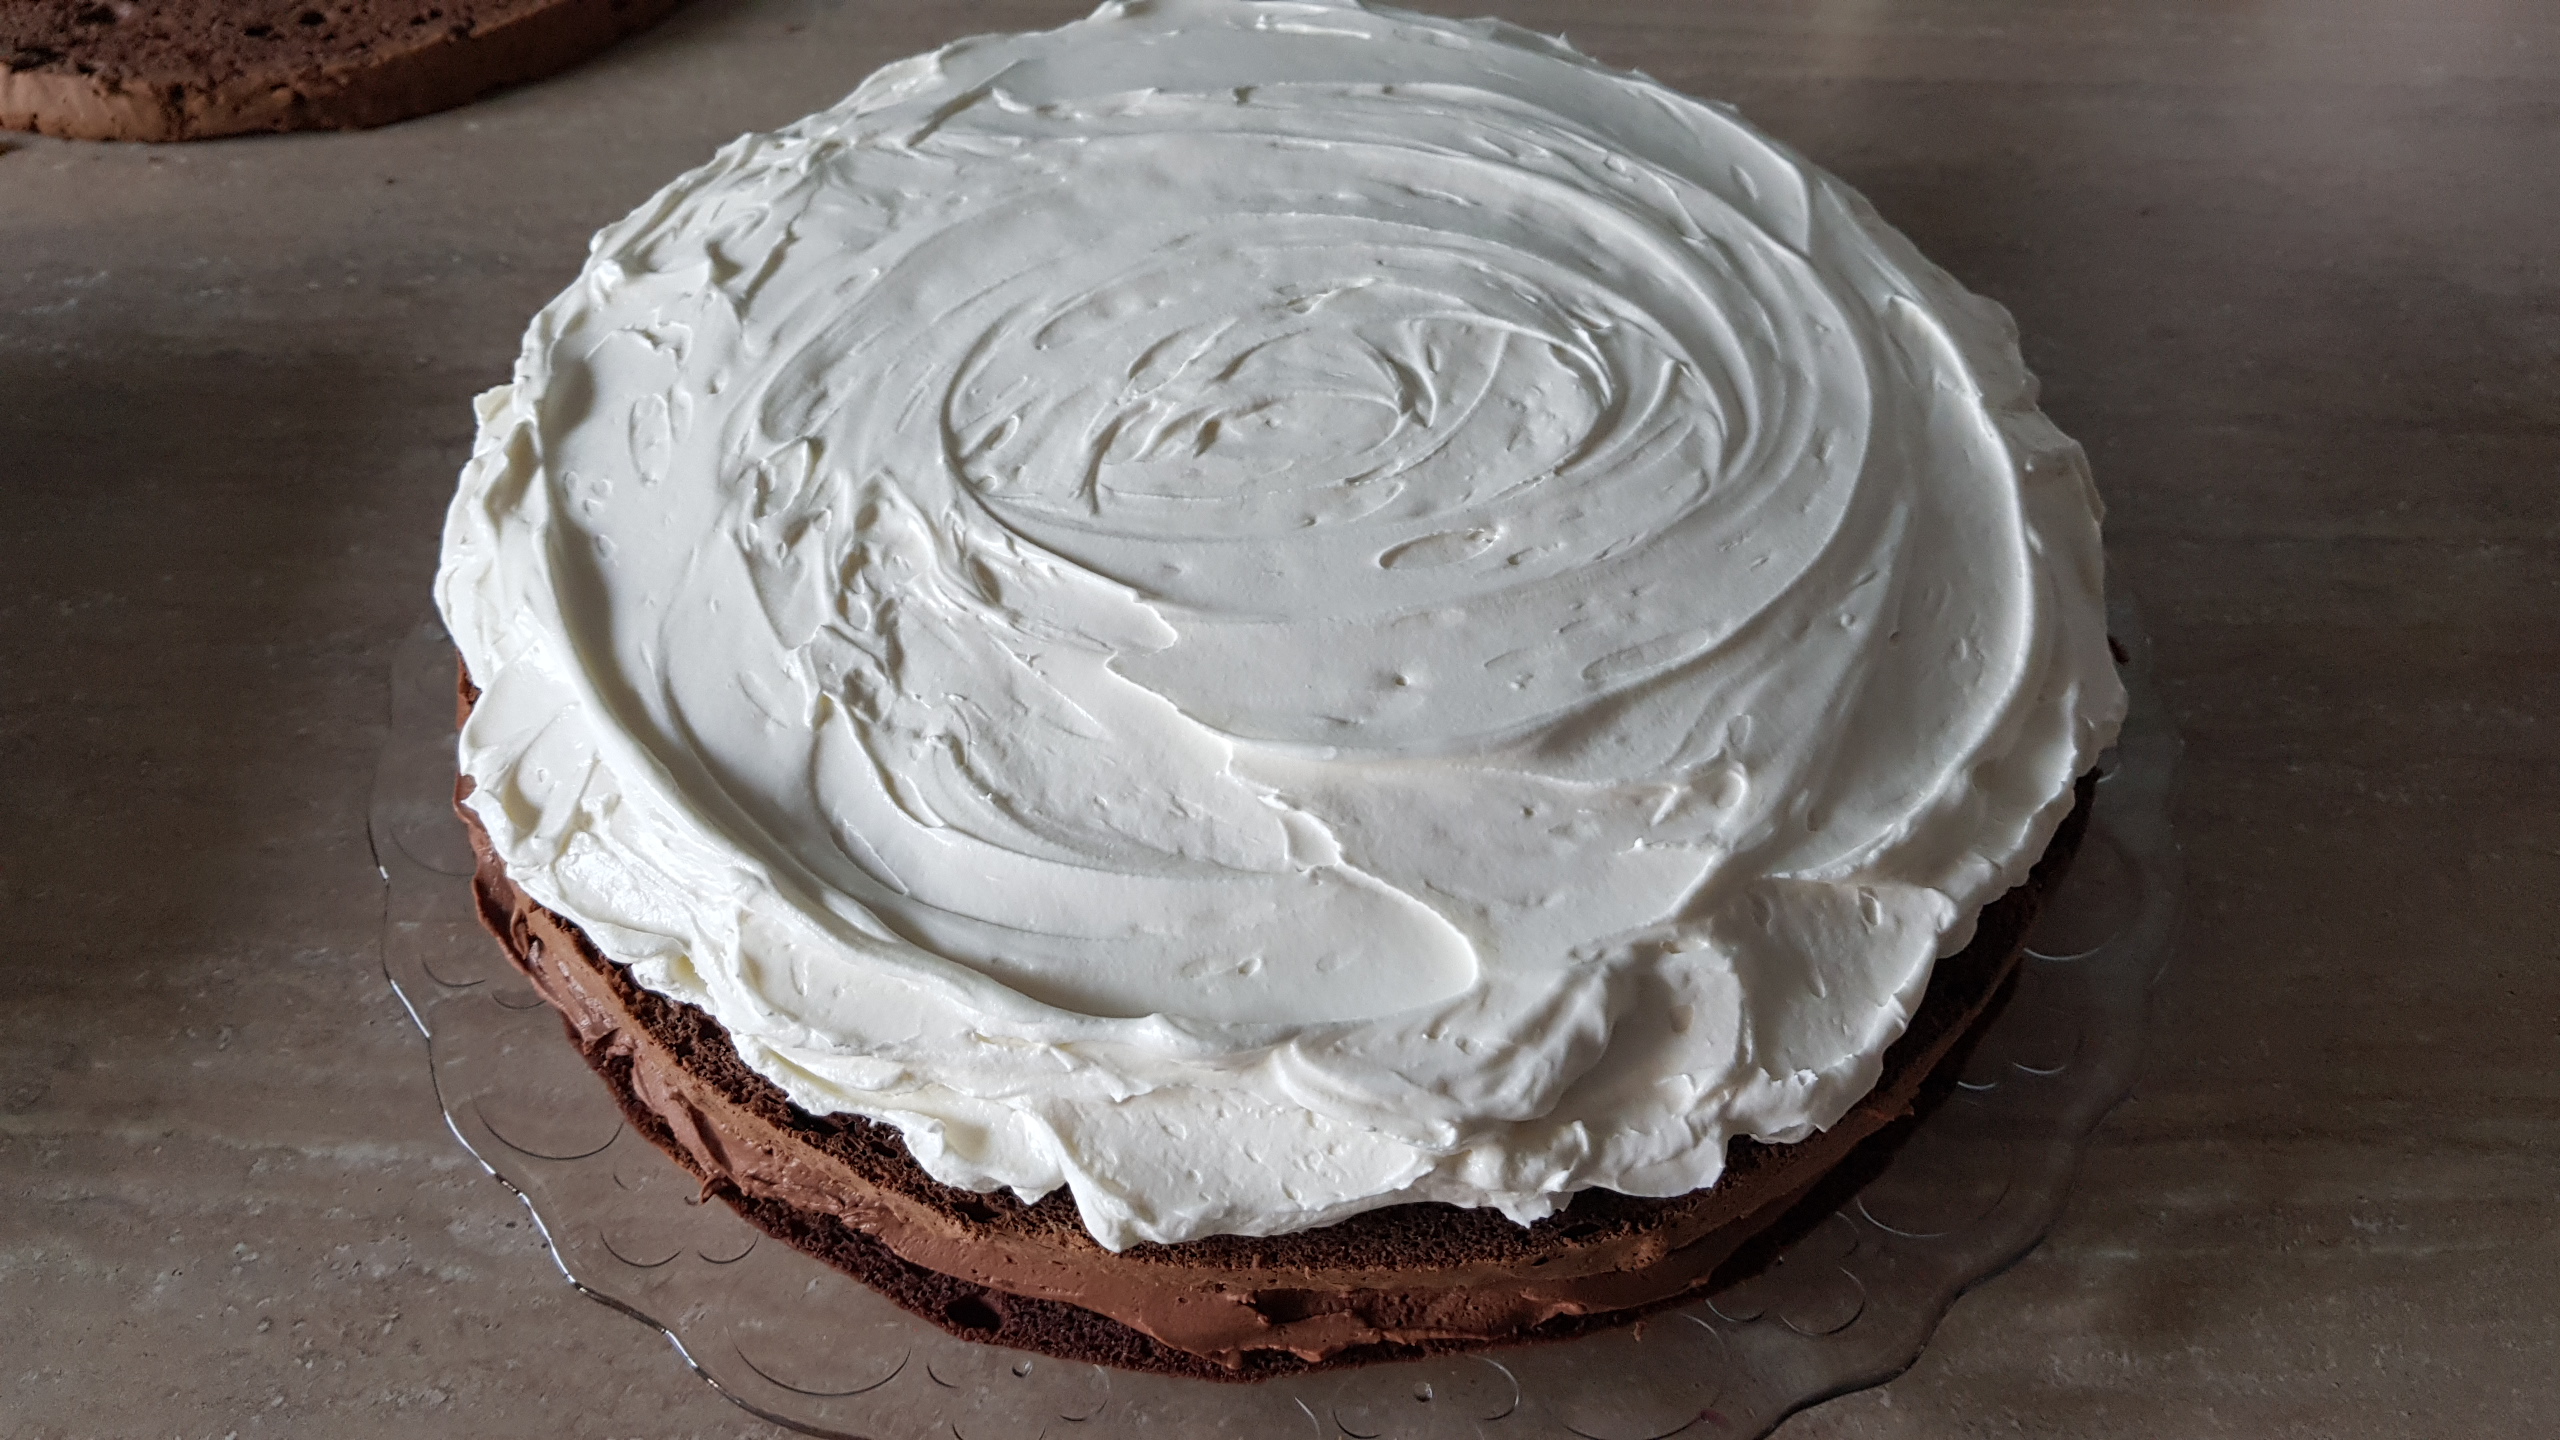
[438,0,2124,1250]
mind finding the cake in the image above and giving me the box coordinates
[0,0,678,142]
[434,0,2126,1377]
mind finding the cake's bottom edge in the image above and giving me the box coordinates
[453,670,2091,1376]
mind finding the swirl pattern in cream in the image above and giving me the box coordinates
[437,0,2124,1248]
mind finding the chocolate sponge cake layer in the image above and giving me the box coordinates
[454,669,2096,1377]
[1,0,678,141]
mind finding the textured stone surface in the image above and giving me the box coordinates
[1,1,2554,1435]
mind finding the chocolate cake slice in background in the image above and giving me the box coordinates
[1,0,679,141]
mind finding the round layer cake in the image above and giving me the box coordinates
[435,0,2125,1375]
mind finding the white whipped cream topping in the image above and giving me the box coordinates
[437,0,2125,1250]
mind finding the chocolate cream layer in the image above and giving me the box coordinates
[461,745,2092,1369]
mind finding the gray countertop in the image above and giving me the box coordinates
[4,1,2554,1435]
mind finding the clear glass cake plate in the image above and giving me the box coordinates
[370,584,2178,1440]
